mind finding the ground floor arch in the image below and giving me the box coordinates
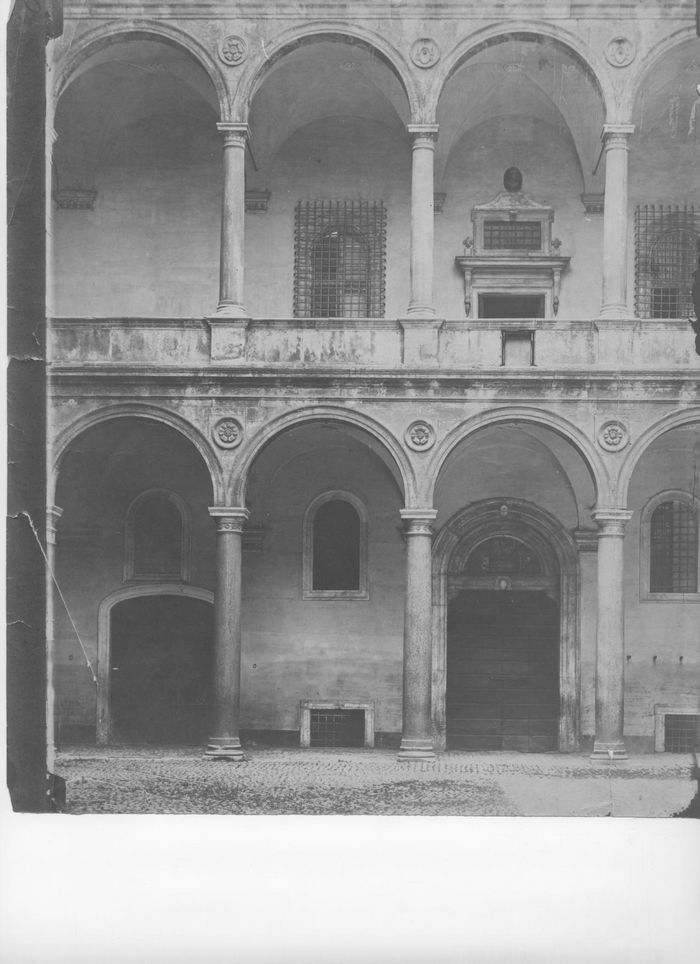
[432,499,580,752]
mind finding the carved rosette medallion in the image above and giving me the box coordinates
[597,420,630,452]
[218,36,248,67]
[605,38,636,68]
[410,38,440,69]
[213,417,244,449]
[405,420,436,452]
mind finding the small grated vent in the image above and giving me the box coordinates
[664,714,700,753]
[309,708,365,748]
[484,220,542,250]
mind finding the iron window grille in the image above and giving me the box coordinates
[663,714,700,753]
[635,206,699,319]
[650,500,698,594]
[309,708,366,748]
[294,200,386,318]
[484,220,542,250]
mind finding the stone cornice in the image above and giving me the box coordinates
[62,2,697,22]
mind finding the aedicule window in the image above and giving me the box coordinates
[650,500,698,594]
[303,491,369,600]
[294,200,386,318]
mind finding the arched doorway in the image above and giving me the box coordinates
[107,593,214,745]
[432,500,581,752]
[446,535,560,751]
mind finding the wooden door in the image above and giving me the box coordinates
[447,590,559,752]
[110,595,213,744]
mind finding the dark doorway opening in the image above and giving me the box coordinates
[446,590,559,751]
[479,294,545,319]
[110,595,213,744]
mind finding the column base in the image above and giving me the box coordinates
[398,738,435,761]
[590,741,628,762]
[204,737,246,761]
[596,308,636,322]
[213,301,250,319]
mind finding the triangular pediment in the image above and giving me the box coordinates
[473,191,552,214]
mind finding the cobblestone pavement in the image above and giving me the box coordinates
[55,747,698,816]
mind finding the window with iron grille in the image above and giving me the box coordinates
[294,200,386,318]
[650,500,698,594]
[484,220,542,250]
[635,206,699,319]
[663,714,700,753]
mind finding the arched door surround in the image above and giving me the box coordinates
[432,500,580,752]
[96,584,214,744]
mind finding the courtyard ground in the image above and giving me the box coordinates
[54,746,697,816]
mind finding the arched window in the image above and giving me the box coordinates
[303,491,369,600]
[124,489,190,583]
[311,228,370,318]
[294,200,386,319]
[641,492,699,600]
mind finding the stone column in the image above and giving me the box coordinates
[591,507,633,761]
[205,506,249,759]
[406,125,439,318]
[398,509,437,760]
[599,125,634,320]
[215,123,249,318]
[46,505,63,769]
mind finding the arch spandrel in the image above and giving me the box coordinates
[424,407,611,508]
[50,22,230,120]
[425,22,614,126]
[51,404,225,505]
[230,23,420,124]
[229,406,417,509]
[620,28,700,124]
[617,408,700,506]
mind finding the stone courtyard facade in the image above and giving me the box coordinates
[47,1,700,763]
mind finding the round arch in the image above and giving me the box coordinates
[230,406,417,507]
[51,404,224,504]
[50,22,230,120]
[619,27,700,122]
[431,498,581,752]
[617,408,700,505]
[426,22,614,124]
[95,583,214,744]
[425,406,610,506]
[230,22,420,123]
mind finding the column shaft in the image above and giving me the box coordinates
[591,508,632,760]
[399,509,437,760]
[599,125,634,320]
[406,126,438,318]
[216,124,249,318]
[206,507,249,759]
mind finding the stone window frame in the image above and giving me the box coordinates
[654,705,700,753]
[640,490,700,602]
[302,490,369,601]
[123,488,191,584]
[299,700,375,748]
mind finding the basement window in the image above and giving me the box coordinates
[300,700,375,748]
[655,707,700,753]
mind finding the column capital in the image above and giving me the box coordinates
[601,124,635,147]
[407,124,439,144]
[400,508,438,535]
[208,506,250,532]
[217,122,250,146]
[592,507,633,535]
